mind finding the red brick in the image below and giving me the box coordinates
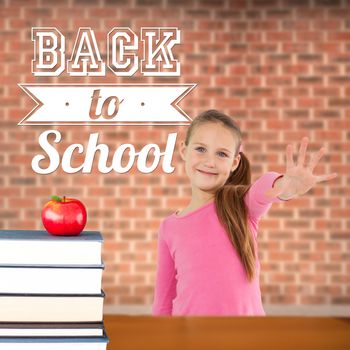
[328,32,350,41]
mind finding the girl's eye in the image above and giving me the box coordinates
[195,147,228,158]
[218,152,228,158]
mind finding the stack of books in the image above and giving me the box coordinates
[0,230,109,350]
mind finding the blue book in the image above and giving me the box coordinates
[0,230,103,265]
[0,332,109,350]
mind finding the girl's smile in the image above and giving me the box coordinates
[197,169,218,176]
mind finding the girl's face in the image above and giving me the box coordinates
[179,122,241,194]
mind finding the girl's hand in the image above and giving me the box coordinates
[264,137,338,200]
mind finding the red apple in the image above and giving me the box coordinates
[42,196,87,236]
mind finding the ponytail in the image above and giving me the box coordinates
[215,151,256,281]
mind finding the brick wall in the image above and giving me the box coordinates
[1,0,349,312]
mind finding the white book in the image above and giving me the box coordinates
[0,230,103,266]
[0,323,104,336]
[0,264,104,294]
[0,334,109,350]
[0,292,105,322]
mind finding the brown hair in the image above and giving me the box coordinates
[184,109,256,281]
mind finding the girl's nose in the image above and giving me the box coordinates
[203,154,216,167]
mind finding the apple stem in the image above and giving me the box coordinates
[63,196,66,203]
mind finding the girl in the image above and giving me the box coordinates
[152,109,337,316]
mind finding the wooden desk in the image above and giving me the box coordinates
[104,315,350,350]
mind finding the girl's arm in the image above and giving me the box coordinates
[244,171,289,222]
[264,137,338,200]
[152,221,177,316]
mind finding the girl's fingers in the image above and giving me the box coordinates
[308,147,325,172]
[297,137,309,167]
[286,144,294,170]
[316,173,338,183]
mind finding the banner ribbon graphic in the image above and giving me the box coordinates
[18,84,196,125]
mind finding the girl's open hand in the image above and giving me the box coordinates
[264,137,338,200]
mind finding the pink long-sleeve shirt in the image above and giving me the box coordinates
[152,172,288,316]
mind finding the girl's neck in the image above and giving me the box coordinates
[188,194,215,211]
